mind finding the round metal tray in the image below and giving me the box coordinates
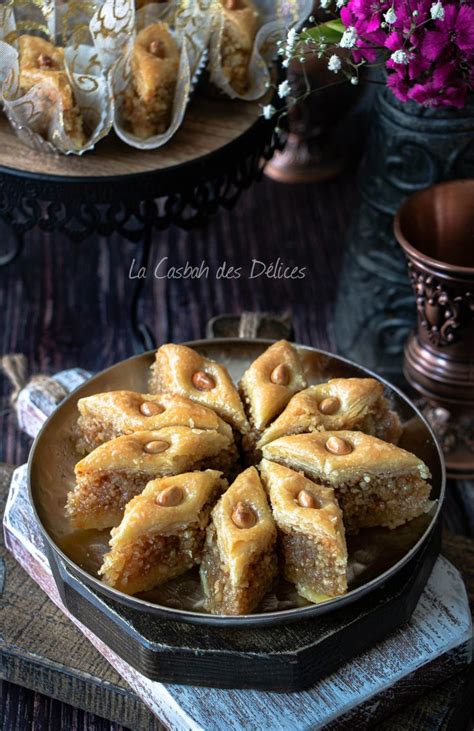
[28,338,445,627]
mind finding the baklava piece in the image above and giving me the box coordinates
[239,340,307,436]
[66,426,234,530]
[200,466,277,614]
[99,470,227,594]
[260,460,347,602]
[258,378,402,448]
[122,22,179,139]
[17,35,85,147]
[218,0,259,95]
[150,343,250,433]
[262,431,433,533]
[76,390,232,453]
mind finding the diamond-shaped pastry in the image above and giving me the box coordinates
[200,466,277,614]
[66,426,234,530]
[76,391,233,453]
[258,378,402,448]
[260,460,347,602]
[17,35,85,147]
[218,0,259,94]
[122,22,179,138]
[150,343,250,433]
[239,340,307,433]
[262,431,432,532]
[99,470,227,595]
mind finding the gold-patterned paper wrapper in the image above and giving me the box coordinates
[92,0,210,150]
[0,0,114,155]
[208,0,313,100]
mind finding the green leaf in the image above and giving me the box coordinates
[305,19,345,45]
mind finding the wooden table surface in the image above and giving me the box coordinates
[0,166,472,729]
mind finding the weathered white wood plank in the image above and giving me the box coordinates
[3,465,472,731]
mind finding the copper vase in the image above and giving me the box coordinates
[394,179,474,478]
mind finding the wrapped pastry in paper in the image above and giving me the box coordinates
[0,0,113,155]
[208,0,313,100]
[93,0,210,150]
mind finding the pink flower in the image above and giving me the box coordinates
[407,59,470,108]
[422,4,474,60]
[341,0,390,62]
[408,78,468,107]
[386,68,410,100]
[339,0,474,108]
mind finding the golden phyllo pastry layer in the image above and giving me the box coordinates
[200,466,277,614]
[239,339,307,432]
[258,378,402,448]
[219,0,259,94]
[260,460,347,601]
[17,35,85,147]
[67,426,234,530]
[76,390,233,453]
[123,22,179,138]
[262,431,432,532]
[99,470,227,594]
[150,343,250,433]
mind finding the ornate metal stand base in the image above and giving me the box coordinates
[0,100,277,352]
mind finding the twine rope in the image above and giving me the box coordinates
[0,354,66,410]
[0,354,28,405]
[238,312,262,339]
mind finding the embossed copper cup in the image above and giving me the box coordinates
[394,179,474,478]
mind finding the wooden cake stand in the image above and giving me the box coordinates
[0,95,276,350]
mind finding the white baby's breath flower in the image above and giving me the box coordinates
[320,0,331,8]
[328,54,342,73]
[391,49,409,64]
[350,76,359,84]
[384,7,397,23]
[262,104,276,120]
[412,9,419,16]
[278,80,291,98]
[336,0,346,8]
[339,26,358,48]
[286,27,297,50]
[430,1,445,20]
[282,26,299,66]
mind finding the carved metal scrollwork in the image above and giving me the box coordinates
[408,264,474,347]
[0,122,276,245]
